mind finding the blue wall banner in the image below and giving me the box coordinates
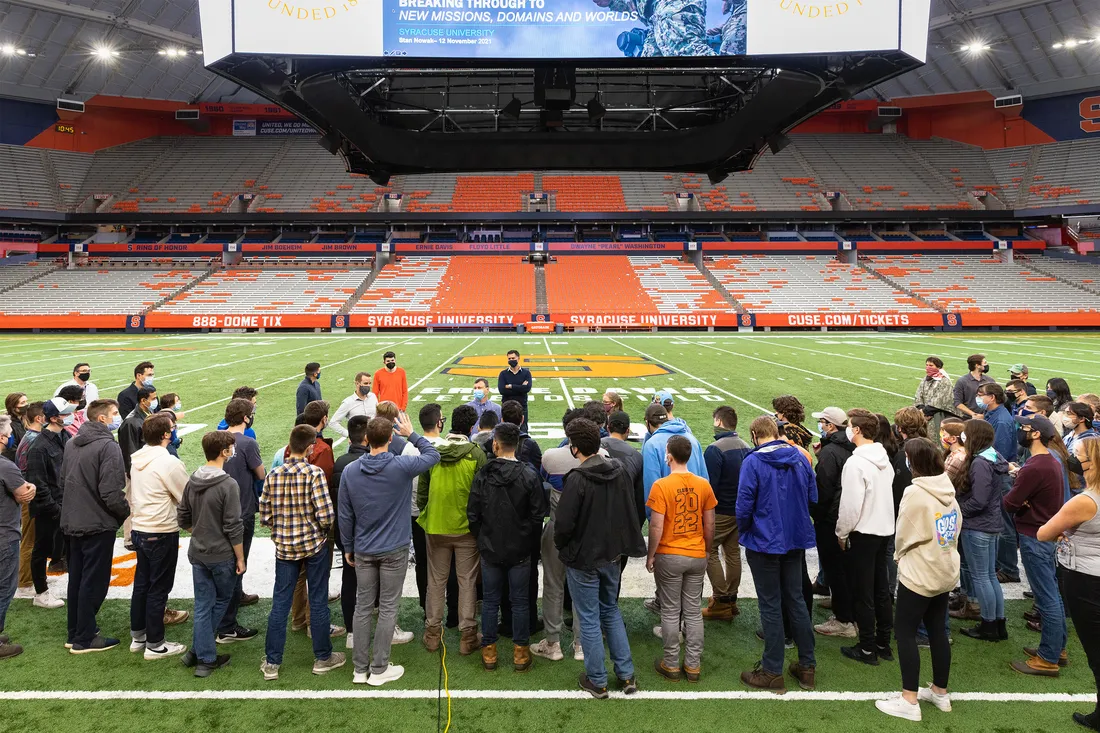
[257,120,317,135]
[1023,92,1100,141]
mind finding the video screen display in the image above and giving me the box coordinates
[201,0,928,62]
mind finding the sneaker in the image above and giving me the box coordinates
[194,654,231,678]
[33,591,64,609]
[579,672,609,699]
[876,644,895,662]
[367,663,405,686]
[841,645,879,666]
[818,597,833,610]
[260,659,281,680]
[312,651,347,675]
[14,586,34,600]
[163,609,190,626]
[353,671,369,684]
[643,597,660,614]
[653,624,684,642]
[876,696,922,722]
[307,624,346,639]
[917,686,952,712]
[70,636,120,654]
[530,639,564,661]
[572,641,585,661]
[329,591,341,603]
[392,626,413,645]
[181,650,198,668]
[216,625,259,645]
[129,638,146,653]
[915,634,930,649]
[617,676,639,695]
[814,617,858,638]
[346,633,354,650]
[144,641,186,660]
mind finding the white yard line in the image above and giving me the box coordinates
[407,337,482,393]
[608,338,770,413]
[0,689,1091,702]
[543,336,575,409]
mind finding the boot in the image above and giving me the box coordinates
[997,618,1008,640]
[514,644,532,672]
[701,596,735,622]
[423,625,442,653]
[459,627,480,656]
[481,643,497,671]
[960,619,1000,642]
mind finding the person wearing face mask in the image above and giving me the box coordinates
[127,413,190,660]
[1007,364,1037,397]
[0,413,36,661]
[941,418,980,623]
[835,408,897,665]
[642,403,708,512]
[1005,380,1028,417]
[118,362,155,420]
[465,378,502,438]
[56,363,99,416]
[25,398,73,610]
[13,402,43,599]
[953,354,994,421]
[60,399,130,653]
[498,350,533,426]
[372,352,408,414]
[915,357,956,433]
[330,372,378,440]
[2,393,28,463]
[1003,414,1069,677]
[602,391,624,415]
[260,424,344,680]
[1047,378,1074,435]
[119,387,158,478]
[156,394,184,457]
[1063,402,1098,461]
[809,407,857,639]
[773,395,814,451]
[55,386,87,438]
[296,362,323,417]
[217,387,258,440]
[736,415,818,692]
[974,383,1020,585]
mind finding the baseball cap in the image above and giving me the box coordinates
[811,407,848,427]
[1015,413,1056,440]
[645,403,669,426]
[654,390,675,406]
[43,397,72,420]
[607,410,631,435]
[1009,363,1028,376]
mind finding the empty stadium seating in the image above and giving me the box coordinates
[158,261,366,314]
[708,255,932,313]
[354,257,451,314]
[543,175,626,212]
[432,256,536,314]
[1014,254,1100,296]
[544,256,657,315]
[629,257,731,314]
[861,254,1100,313]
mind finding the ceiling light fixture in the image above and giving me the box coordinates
[93,44,119,60]
[1064,39,1078,48]
[1,44,15,56]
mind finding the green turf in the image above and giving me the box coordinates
[3,331,1100,730]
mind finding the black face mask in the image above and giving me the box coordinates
[569,446,579,461]
[245,413,255,429]
[77,372,90,382]
[508,360,519,368]
[1068,454,1085,475]
[1017,429,1032,449]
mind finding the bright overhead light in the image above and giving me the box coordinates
[960,43,989,53]
[15,48,25,55]
[1,44,15,56]
[93,44,119,60]
[1065,39,1078,48]
[1053,42,1063,48]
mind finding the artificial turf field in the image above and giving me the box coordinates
[2,330,1100,732]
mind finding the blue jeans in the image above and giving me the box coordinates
[265,551,332,665]
[191,558,237,664]
[565,561,634,688]
[746,548,815,675]
[997,484,1020,580]
[1019,534,1068,664]
[218,514,254,634]
[0,539,19,635]
[481,558,531,647]
[961,530,1004,621]
[130,530,179,645]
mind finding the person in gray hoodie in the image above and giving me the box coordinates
[177,431,245,678]
[339,413,439,687]
[59,399,129,654]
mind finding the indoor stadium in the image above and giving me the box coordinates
[0,0,1100,730]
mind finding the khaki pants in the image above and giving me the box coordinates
[706,513,741,599]
[655,553,707,669]
[425,533,479,632]
[18,503,34,588]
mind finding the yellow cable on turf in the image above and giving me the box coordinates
[441,637,452,733]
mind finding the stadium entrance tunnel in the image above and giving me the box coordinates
[205,55,921,177]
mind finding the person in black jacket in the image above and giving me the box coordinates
[810,407,857,638]
[701,405,752,620]
[602,411,645,529]
[555,418,646,699]
[25,398,70,609]
[467,422,548,672]
[497,351,533,426]
[119,387,157,476]
[59,399,130,653]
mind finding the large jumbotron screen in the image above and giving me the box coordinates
[199,0,929,63]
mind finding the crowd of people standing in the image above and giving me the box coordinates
[0,348,1099,729]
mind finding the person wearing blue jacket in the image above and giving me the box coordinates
[642,403,708,509]
[736,415,817,693]
[338,413,440,687]
[977,383,1020,585]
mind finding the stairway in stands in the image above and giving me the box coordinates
[534,262,548,313]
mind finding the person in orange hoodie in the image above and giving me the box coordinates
[373,352,409,414]
[287,401,341,637]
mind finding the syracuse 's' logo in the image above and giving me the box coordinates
[443,354,673,379]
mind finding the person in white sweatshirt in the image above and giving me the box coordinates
[836,408,897,665]
[876,437,960,722]
[128,412,190,660]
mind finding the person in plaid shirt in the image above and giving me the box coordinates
[259,425,344,680]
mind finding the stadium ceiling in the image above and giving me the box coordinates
[0,0,1096,105]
